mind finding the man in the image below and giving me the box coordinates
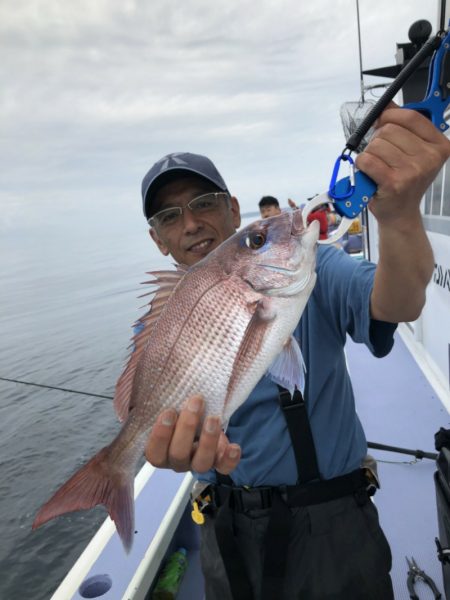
[258,195,282,218]
[141,107,449,599]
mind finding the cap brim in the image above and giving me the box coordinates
[144,168,228,219]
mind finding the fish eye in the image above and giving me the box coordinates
[245,231,266,249]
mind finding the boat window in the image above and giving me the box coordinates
[422,153,450,236]
[431,168,443,216]
[424,186,432,214]
[443,158,450,217]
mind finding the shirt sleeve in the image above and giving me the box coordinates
[314,246,397,357]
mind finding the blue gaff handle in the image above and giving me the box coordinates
[403,27,450,133]
[332,171,378,219]
[328,28,450,220]
[403,95,449,132]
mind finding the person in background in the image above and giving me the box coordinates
[259,196,299,218]
[140,105,450,600]
[258,195,282,218]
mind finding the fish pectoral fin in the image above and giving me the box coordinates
[254,297,277,321]
[267,335,306,395]
[224,309,269,408]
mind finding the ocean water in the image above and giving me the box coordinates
[0,196,174,600]
[0,195,258,600]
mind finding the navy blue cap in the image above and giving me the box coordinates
[141,152,229,219]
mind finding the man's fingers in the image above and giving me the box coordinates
[375,105,441,143]
[190,416,222,473]
[369,123,424,159]
[167,394,205,471]
[145,396,241,476]
[215,433,241,475]
[145,408,178,467]
[215,444,241,475]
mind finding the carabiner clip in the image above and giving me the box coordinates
[328,153,355,200]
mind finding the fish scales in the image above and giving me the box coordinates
[135,274,256,420]
[32,212,319,552]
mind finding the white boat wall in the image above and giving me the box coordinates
[50,466,203,600]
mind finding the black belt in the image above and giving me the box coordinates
[212,468,373,513]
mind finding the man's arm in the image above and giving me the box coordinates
[355,105,450,323]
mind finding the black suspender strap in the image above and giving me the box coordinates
[260,386,320,599]
[213,387,321,600]
[260,488,293,600]
[277,386,320,484]
[214,472,255,599]
[214,487,255,600]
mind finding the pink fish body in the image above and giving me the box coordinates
[33,211,319,551]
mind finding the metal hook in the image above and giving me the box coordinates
[328,154,356,200]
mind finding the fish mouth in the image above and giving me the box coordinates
[265,270,314,296]
[252,263,313,296]
[291,208,305,235]
[257,264,296,274]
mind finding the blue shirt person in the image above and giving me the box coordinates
[140,106,449,599]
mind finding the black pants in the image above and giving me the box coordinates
[200,493,394,600]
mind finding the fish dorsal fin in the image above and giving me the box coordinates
[113,264,188,422]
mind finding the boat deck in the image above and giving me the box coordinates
[347,329,446,599]
[54,327,448,600]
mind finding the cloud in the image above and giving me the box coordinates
[0,0,440,217]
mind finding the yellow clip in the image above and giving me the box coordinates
[191,501,205,525]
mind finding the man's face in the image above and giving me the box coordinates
[149,176,241,266]
[260,204,281,219]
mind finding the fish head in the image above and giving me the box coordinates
[218,210,319,297]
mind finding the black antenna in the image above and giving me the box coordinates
[356,0,365,102]
[346,32,442,151]
[440,0,447,32]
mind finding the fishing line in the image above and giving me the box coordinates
[0,376,440,461]
[0,376,113,400]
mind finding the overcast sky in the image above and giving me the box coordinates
[0,0,441,230]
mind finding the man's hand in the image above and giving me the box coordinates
[357,103,450,323]
[356,104,450,227]
[145,394,241,474]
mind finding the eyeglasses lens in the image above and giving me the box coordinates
[150,193,229,229]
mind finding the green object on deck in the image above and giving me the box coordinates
[152,548,188,599]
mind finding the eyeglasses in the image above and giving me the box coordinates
[148,192,231,230]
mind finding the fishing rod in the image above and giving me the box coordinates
[1,376,439,460]
[367,441,437,461]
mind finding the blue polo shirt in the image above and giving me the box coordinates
[199,245,397,486]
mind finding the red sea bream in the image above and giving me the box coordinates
[33,211,319,551]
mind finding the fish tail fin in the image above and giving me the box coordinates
[32,445,135,552]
